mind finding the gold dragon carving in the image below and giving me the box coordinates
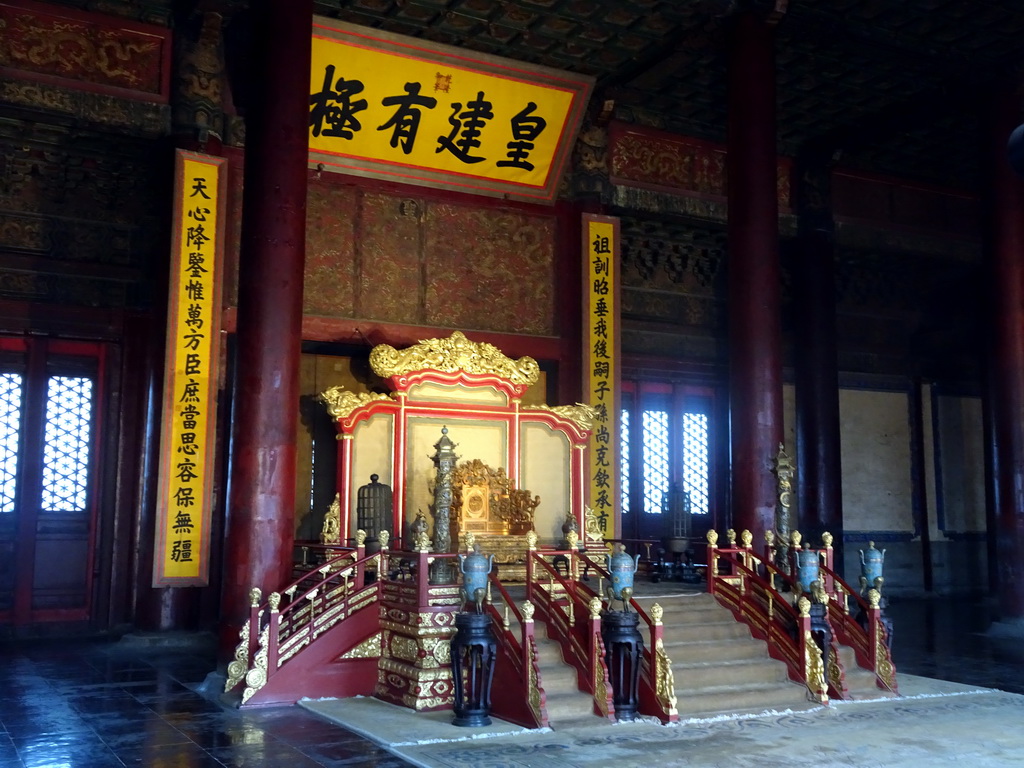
[318,388,392,420]
[523,403,598,433]
[369,331,540,386]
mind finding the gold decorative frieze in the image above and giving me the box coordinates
[224,622,249,693]
[341,633,382,659]
[369,331,540,386]
[319,388,393,420]
[523,403,597,432]
[654,638,678,716]
[804,631,827,702]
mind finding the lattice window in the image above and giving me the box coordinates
[0,373,23,515]
[642,409,669,515]
[682,412,709,515]
[620,408,630,514]
[41,376,94,512]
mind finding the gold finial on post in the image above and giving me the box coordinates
[791,530,802,549]
[378,530,390,549]
[465,531,476,552]
[726,528,737,547]
[521,601,535,622]
[867,588,881,609]
[249,587,262,607]
[526,530,539,550]
[765,529,776,547]
[566,530,579,551]
[651,603,664,625]
[589,597,602,620]
[269,592,281,612]
[740,529,753,548]
[415,530,431,552]
[706,529,719,547]
[355,529,367,547]
[822,531,833,549]
[797,595,811,618]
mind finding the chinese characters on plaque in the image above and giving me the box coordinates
[309,19,592,204]
[154,151,224,586]
[583,215,620,539]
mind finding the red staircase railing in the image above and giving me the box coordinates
[486,574,549,728]
[706,531,829,705]
[526,548,615,721]
[224,538,385,706]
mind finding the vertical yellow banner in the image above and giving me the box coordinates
[583,214,620,540]
[153,151,225,586]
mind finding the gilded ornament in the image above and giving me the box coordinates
[797,595,811,617]
[583,505,604,544]
[341,633,382,660]
[526,530,539,550]
[726,528,736,546]
[269,592,281,612]
[319,387,392,420]
[740,529,753,548]
[593,646,609,717]
[566,530,579,550]
[224,621,250,692]
[867,588,881,609]
[655,638,678,714]
[524,403,598,432]
[241,625,270,704]
[822,531,834,549]
[589,597,602,620]
[810,580,830,605]
[369,331,540,386]
[249,587,262,607]
[650,603,664,625]
[706,529,719,547]
[415,530,432,552]
[379,530,390,549]
[464,531,476,552]
[791,530,803,548]
[521,601,535,622]
[765,529,775,547]
[804,630,827,702]
[527,641,544,724]
[355,529,367,547]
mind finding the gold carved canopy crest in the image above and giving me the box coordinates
[369,331,540,386]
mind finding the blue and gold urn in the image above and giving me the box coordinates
[859,541,885,589]
[606,544,640,605]
[458,543,494,612]
[796,543,820,591]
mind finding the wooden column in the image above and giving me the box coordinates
[794,151,844,570]
[221,0,312,651]
[727,11,784,543]
[985,90,1024,619]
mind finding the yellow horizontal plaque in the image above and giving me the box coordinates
[310,19,593,203]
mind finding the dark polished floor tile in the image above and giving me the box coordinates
[117,740,227,767]
[170,718,285,750]
[14,736,123,768]
[208,741,326,768]
[297,741,408,767]
[95,719,191,750]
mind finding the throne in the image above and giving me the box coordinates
[451,459,539,580]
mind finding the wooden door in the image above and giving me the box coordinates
[0,337,104,627]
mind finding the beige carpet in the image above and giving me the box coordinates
[301,675,1024,767]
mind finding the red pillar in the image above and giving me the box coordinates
[793,153,844,570]
[727,12,784,544]
[220,0,311,652]
[985,90,1024,619]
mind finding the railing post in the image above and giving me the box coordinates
[821,531,835,592]
[790,530,802,580]
[740,528,753,570]
[378,530,390,581]
[526,530,538,602]
[355,529,367,589]
[415,532,431,606]
[247,587,261,663]
[797,595,827,704]
[267,591,282,675]
[706,529,719,594]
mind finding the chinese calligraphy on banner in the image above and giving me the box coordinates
[583,214,620,540]
[153,151,224,586]
[309,19,593,204]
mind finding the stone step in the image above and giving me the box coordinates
[836,644,895,700]
[662,637,769,664]
[663,620,753,643]
[672,656,792,689]
[674,681,815,718]
[544,689,597,721]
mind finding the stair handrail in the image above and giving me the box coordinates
[225,531,389,703]
[526,546,616,721]
[705,530,828,705]
[576,550,680,722]
[486,573,549,728]
[815,560,899,694]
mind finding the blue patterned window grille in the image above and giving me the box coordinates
[0,373,23,515]
[620,408,630,514]
[682,412,709,515]
[642,409,670,515]
[41,376,94,512]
